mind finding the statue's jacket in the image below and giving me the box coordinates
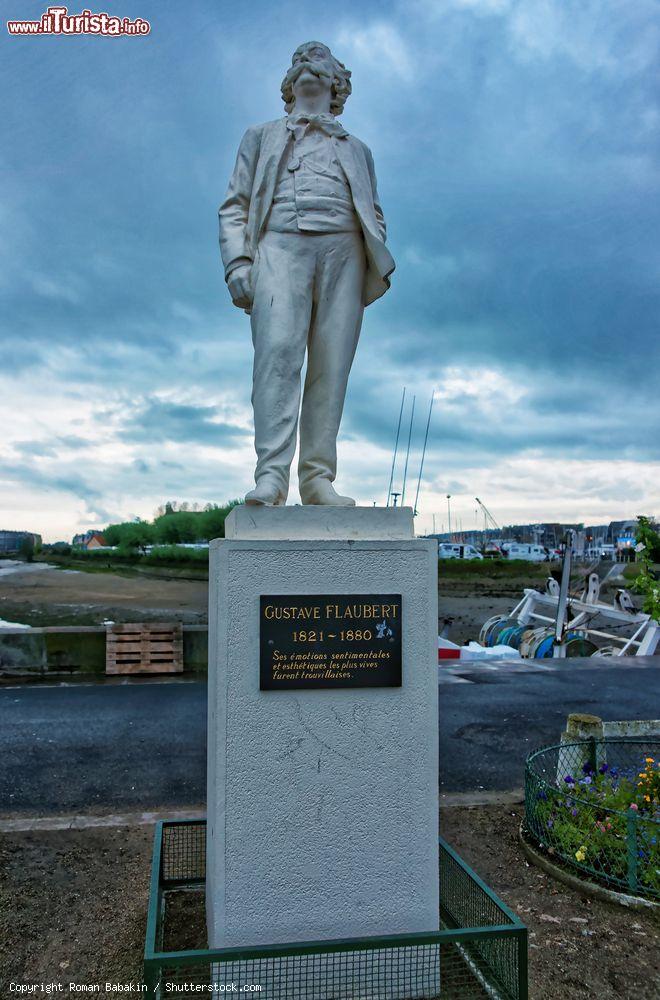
[219,118,395,306]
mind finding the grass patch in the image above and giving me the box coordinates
[143,546,208,565]
[42,546,210,572]
[438,559,549,582]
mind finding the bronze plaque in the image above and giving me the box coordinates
[260,594,402,690]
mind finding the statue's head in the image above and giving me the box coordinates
[281,41,352,117]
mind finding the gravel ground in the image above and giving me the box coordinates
[443,803,660,1000]
[0,825,152,993]
[1,805,657,998]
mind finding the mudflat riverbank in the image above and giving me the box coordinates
[0,559,551,644]
[0,562,207,629]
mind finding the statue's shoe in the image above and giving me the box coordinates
[245,480,286,506]
[300,481,356,506]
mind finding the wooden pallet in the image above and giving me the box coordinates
[106,622,183,675]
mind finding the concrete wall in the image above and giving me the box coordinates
[0,625,208,677]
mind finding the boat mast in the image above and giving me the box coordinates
[413,391,435,517]
[386,388,406,507]
[401,395,416,507]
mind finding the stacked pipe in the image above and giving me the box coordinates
[478,615,597,658]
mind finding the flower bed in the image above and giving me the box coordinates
[524,740,659,900]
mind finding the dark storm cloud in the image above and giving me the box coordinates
[0,460,113,521]
[117,398,248,446]
[343,361,660,477]
[12,441,58,458]
[12,435,93,457]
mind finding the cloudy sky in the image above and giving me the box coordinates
[2,0,658,541]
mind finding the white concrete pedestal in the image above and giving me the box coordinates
[206,507,439,972]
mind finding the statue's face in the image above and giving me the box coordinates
[290,42,334,103]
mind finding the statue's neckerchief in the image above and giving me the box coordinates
[286,112,348,139]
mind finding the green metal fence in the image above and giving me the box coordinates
[524,739,660,900]
[144,819,528,998]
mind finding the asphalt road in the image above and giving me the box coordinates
[0,660,658,815]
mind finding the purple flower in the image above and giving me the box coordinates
[571,808,578,817]
[581,775,593,785]
[537,791,548,801]
[582,761,594,775]
[547,819,554,829]
[564,775,575,785]
[599,763,609,774]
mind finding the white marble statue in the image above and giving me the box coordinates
[219,41,395,506]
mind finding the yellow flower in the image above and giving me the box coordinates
[644,795,650,802]
[645,757,655,764]
[575,846,587,862]
[639,772,647,779]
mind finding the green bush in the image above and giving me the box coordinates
[71,548,139,563]
[47,542,72,556]
[19,536,35,562]
[62,545,209,566]
[143,546,209,565]
[631,516,660,620]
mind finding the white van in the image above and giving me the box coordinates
[503,543,553,562]
[438,543,484,560]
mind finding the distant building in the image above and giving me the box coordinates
[428,518,660,555]
[0,530,42,553]
[614,520,637,555]
[586,518,658,554]
[427,515,657,560]
[86,532,107,550]
[72,530,107,550]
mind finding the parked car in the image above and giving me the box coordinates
[438,543,484,560]
[502,543,555,562]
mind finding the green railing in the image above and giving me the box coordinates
[524,739,660,900]
[144,819,528,998]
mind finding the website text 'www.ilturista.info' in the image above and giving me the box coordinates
[7,6,150,36]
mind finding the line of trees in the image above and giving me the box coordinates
[102,499,240,552]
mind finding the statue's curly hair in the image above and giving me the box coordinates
[280,42,352,117]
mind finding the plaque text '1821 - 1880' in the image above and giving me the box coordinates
[259,594,402,690]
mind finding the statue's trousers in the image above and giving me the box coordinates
[249,229,366,497]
